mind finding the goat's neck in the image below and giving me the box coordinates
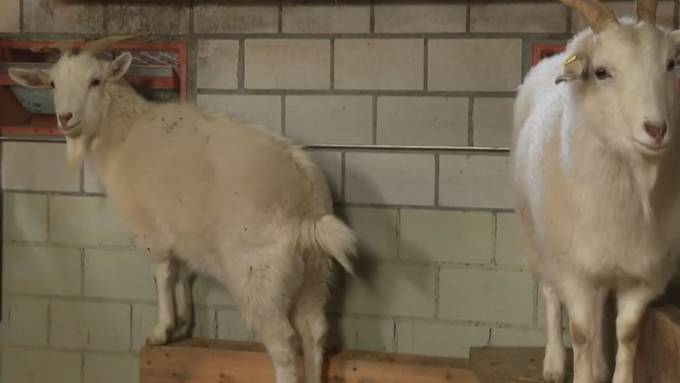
[565,120,660,220]
[89,82,150,171]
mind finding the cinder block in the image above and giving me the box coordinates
[470,3,567,33]
[286,95,372,145]
[50,300,131,351]
[496,213,527,268]
[336,315,396,352]
[396,320,490,358]
[132,304,155,351]
[3,245,81,296]
[197,40,239,90]
[1,143,79,192]
[3,192,48,242]
[106,3,190,34]
[84,249,155,300]
[377,97,468,146]
[49,195,131,246]
[0,0,20,32]
[342,206,398,260]
[429,39,522,92]
[84,353,138,383]
[2,297,48,346]
[400,209,494,264]
[193,5,278,33]
[438,154,513,209]
[473,98,515,148]
[198,94,282,133]
[345,263,436,317]
[23,0,103,33]
[245,40,331,89]
[282,5,370,33]
[193,276,235,307]
[217,308,255,341]
[490,326,546,347]
[83,161,105,194]
[304,150,343,201]
[345,152,435,206]
[1,349,81,383]
[374,4,466,33]
[335,39,424,90]
[439,268,535,325]
[571,0,675,31]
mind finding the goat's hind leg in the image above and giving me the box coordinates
[293,283,329,383]
[171,261,193,341]
[233,261,303,383]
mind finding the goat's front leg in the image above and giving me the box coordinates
[542,283,566,383]
[561,278,600,383]
[611,286,657,383]
[171,262,193,341]
[147,257,178,345]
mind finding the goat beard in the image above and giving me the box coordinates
[629,156,659,222]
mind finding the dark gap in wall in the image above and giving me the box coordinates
[340,151,346,202]
[237,39,245,90]
[465,1,471,33]
[371,96,378,144]
[277,1,283,33]
[280,95,287,135]
[19,0,24,33]
[467,97,474,146]
[369,0,375,34]
[330,39,335,90]
[433,153,440,206]
[423,39,429,91]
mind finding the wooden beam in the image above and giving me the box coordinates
[634,304,680,383]
[140,338,480,383]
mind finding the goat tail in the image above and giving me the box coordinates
[301,215,357,276]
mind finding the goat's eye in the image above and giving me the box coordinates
[90,79,101,87]
[668,60,676,72]
[49,81,55,88]
[594,67,611,80]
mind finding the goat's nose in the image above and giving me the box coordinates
[644,121,667,141]
[58,113,73,127]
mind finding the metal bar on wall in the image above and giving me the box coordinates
[0,136,511,153]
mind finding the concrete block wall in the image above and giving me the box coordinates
[1,1,678,382]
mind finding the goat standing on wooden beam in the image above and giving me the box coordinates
[512,0,680,382]
[9,35,357,383]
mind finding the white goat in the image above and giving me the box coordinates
[512,1,680,382]
[9,36,356,383]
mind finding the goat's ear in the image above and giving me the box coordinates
[8,68,51,89]
[555,54,588,85]
[107,52,132,81]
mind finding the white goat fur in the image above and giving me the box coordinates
[10,49,356,383]
[513,19,680,383]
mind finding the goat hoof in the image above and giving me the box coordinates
[146,323,173,345]
[543,355,566,383]
[170,319,191,341]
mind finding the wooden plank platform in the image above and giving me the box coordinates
[140,338,480,383]
[470,347,573,383]
[635,304,680,383]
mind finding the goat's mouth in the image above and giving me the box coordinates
[633,139,668,155]
[61,122,82,138]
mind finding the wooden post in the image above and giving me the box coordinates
[140,339,480,383]
[634,304,680,383]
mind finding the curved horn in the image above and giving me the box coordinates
[83,34,142,55]
[636,0,658,25]
[561,0,618,33]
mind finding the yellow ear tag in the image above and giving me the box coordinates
[563,55,578,67]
